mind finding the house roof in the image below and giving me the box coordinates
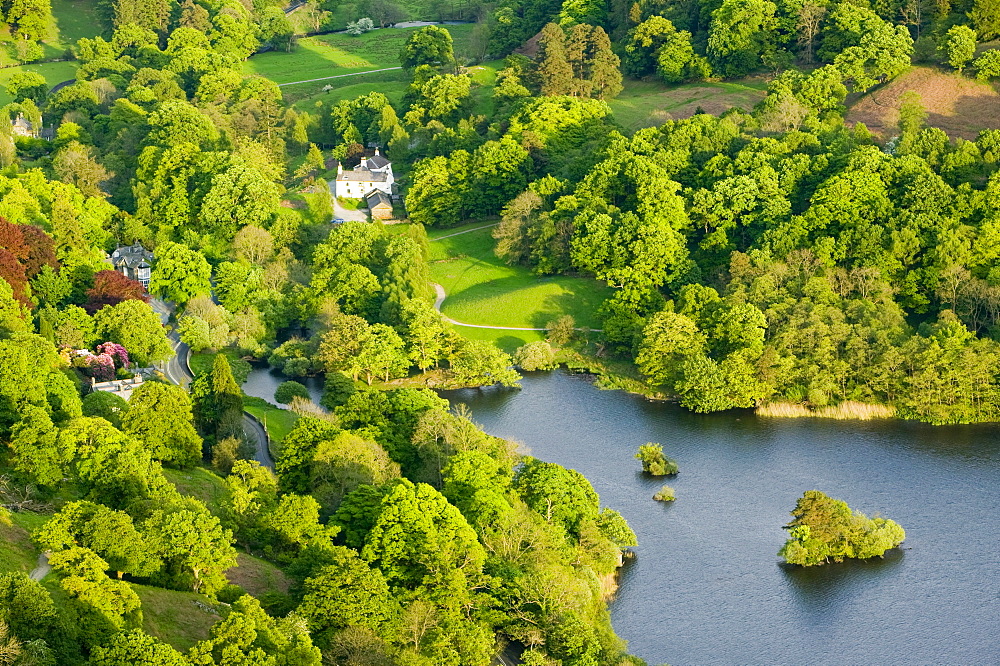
[111,243,153,269]
[337,167,388,183]
[366,154,390,169]
[366,190,392,208]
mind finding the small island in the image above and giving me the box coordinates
[635,443,679,476]
[653,484,675,502]
[779,490,905,566]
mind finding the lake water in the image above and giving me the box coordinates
[242,365,325,405]
[441,370,1000,665]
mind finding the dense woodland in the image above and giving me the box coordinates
[0,0,998,661]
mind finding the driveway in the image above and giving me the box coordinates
[329,181,369,223]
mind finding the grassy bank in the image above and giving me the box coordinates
[0,60,79,106]
[757,401,896,420]
[609,78,768,131]
[425,222,612,351]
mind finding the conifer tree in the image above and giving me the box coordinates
[535,23,575,96]
[587,26,624,99]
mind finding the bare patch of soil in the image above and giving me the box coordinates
[846,66,1000,140]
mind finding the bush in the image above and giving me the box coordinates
[513,341,558,371]
[217,584,246,604]
[82,390,129,429]
[653,484,675,501]
[635,443,679,476]
[321,371,357,409]
[275,380,310,405]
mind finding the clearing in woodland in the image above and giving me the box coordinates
[423,223,612,351]
[847,66,1000,140]
[610,78,768,131]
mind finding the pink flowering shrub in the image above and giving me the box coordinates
[87,353,116,382]
[97,342,130,369]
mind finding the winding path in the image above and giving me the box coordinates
[29,552,50,581]
[432,283,549,331]
[277,67,402,87]
[151,299,274,469]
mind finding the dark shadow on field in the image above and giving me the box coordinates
[494,335,529,352]
[528,288,612,329]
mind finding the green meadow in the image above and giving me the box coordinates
[425,223,612,351]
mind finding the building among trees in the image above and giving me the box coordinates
[334,148,395,199]
[366,190,394,220]
[109,243,154,289]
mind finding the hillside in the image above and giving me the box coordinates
[847,66,1000,140]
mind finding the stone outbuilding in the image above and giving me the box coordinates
[366,190,394,220]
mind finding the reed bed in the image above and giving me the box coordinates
[756,401,896,420]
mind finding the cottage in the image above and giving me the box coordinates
[110,243,154,288]
[10,114,53,140]
[366,190,394,220]
[334,148,395,200]
[91,374,144,401]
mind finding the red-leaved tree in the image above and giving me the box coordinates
[85,269,150,314]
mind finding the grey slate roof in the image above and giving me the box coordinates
[365,190,393,208]
[367,154,390,169]
[337,167,388,182]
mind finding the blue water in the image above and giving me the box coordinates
[442,370,1000,665]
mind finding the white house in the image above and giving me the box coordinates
[334,148,394,199]
[109,243,153,288]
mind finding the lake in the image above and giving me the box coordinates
[441,370,1000,665]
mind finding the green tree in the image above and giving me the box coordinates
[275,380,310,404]
[535,23,574,96]
[90,630,188,666]
[357,323,409,385]
[449,339,521,387]
[81,390,129,428]
[940,25,977,73]
[92,299,172,366]
[514,457,599,538]
[191,353,244,442]
[970,0,1000,41]
[707,0,779,78]
[199,165,281,242]
[4,71,47,104]
[513,341,558,371]
[298,547,397,637]
[35,501,159,579]
[188,595,321,665]
[400,25,455,71]
[779,490,906,566]
[143,508,237,595]
[974,49,1000,80]
[635,443,679,475]
[121,382,202,467]
[148,241,211,306]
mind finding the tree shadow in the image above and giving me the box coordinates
[781,547,906,616]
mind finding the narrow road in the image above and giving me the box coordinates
[29,552,50,581]
[150,299,274,469]
[277,66,402,87]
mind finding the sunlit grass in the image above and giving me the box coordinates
[0,61,78,106]
[422,223,611,351]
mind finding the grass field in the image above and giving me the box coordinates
[609,78,768,131]
[227,553,291,598]
[133,583,222,651]
[247,24,476,105]
[163,467,229,516]
[846,66,1000,140]
[244,396,299,444]
[426,222,612,351]
[0,0,100,65]
[0,60,79,106]
[0,512,46,576]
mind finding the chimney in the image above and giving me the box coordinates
[337,162,343,175]
[374,147,380,156]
